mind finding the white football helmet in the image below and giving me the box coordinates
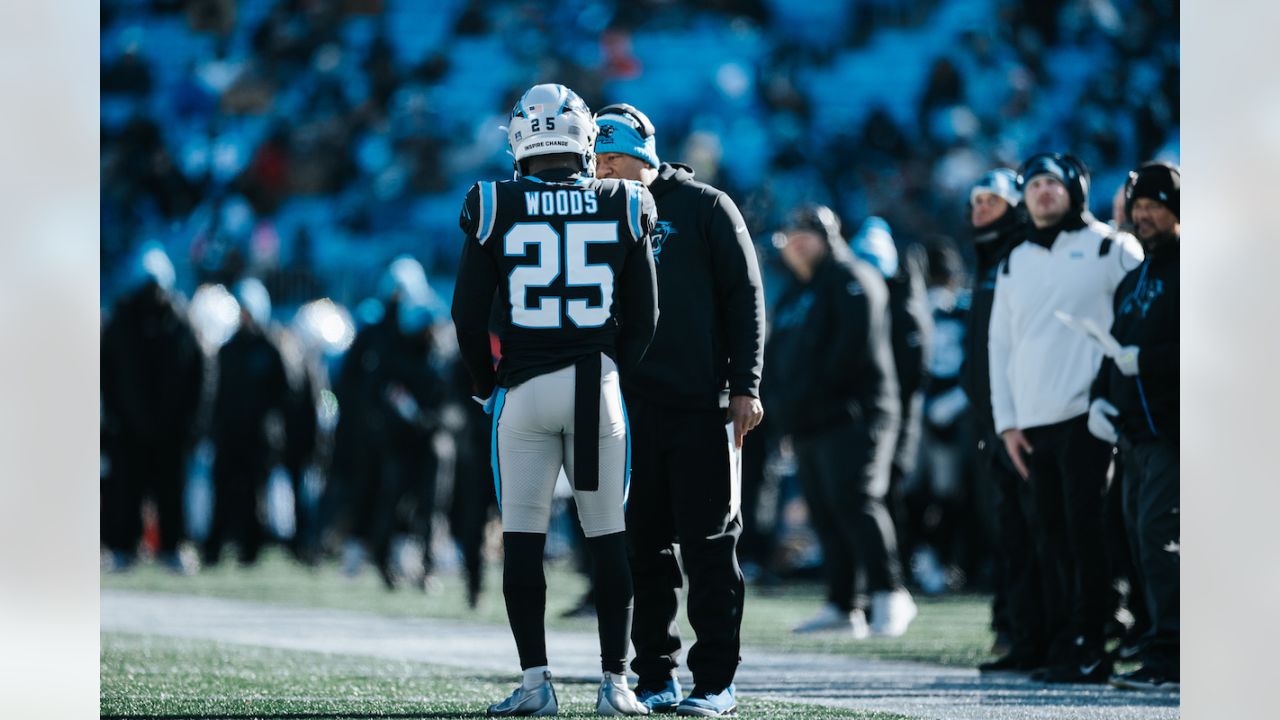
[507,83,597,176]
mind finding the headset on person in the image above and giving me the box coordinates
[594,103,656,139]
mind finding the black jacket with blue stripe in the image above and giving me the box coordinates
[624,163,766,410]
[1090,238,1179,445]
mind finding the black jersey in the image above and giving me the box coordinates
[452,167,659,398]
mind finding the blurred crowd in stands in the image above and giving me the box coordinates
[101,0,1177,305]
[100,0,1179,686]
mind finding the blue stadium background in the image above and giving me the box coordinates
[100,0,1178,313]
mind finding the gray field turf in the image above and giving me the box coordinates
[102,633,905,719]
[101,551,993,665]
[101,552,1179,719]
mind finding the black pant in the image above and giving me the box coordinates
[1121,439,1179,672]
[204,441,270,565]
[625,396,744,690]
[1105,456,1145,636]
[102,440,187,556]
[982,431,1047,658]
[794,417,903,612]
[370,442,439,576]
[1022,414,1113,657]
[888,393,924,563]
[347,438,385,542]
[284,460,315,559]
[449,407,497,602]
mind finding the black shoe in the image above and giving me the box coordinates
[1112,628,1149,661]
[1109,665,1179,692]
[1035,654,1113,684]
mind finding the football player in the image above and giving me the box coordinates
[452,83,659,717]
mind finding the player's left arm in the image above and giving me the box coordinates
[615,184,659,376]
[452,185,500,398]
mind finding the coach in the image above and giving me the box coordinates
[595,103,765,717]
[989,153,1143,683]
[1088,162,1180,691]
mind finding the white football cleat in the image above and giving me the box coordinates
[488,670,558,716]
[869,589,918,638]
[792,603,870,639]
[596,673,650,716]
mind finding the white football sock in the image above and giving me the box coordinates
[523,666,550,689]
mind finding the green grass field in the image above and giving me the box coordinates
[101,633,913,719]
[102,548,996,667]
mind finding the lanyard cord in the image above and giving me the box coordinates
[1125,259,1160,438]
[1128,259,1151,309]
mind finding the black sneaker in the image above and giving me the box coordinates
[1035,653,1113,684]
[1113,634,1149,661]
[1109,666,1179,692]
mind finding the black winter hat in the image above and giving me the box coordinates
[781,203,843,246]
[1016,152,1090,211]
[1125,162,1180,219]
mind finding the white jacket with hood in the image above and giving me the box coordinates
[988,218,1143,434]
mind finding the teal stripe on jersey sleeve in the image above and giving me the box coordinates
[626,181,642,243]
[478,182,499,245]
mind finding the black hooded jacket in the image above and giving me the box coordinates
[764,242,901,437]
[961,206,1026,436]
[624,162,766,409]
[101,285,205,448]
[1090,236,1179,444]
[212,322,289,453]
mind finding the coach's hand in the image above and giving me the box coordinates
[730,395,764,449]
[1001,428,1034,481]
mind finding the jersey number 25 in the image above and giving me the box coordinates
[505,222,617,329]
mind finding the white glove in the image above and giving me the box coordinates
[472,389,498,415]
[1087,397,1120,444]
[1115,346,1140,377]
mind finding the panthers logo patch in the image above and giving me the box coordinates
[597,124,616,144]
[651,221,677,263]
